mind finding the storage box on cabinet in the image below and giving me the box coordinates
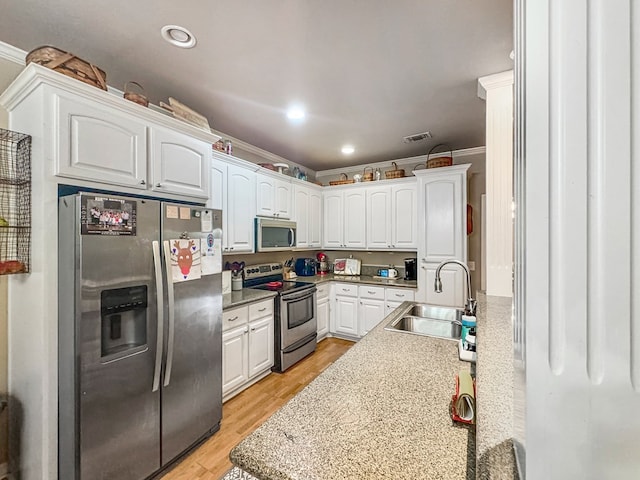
[222,299,274,401]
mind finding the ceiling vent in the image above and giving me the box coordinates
[403,131,432,143]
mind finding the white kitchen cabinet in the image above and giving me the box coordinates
[316,283,330,340]
[415,165,470,306]
[248,316,274,377]
[358,285,387,336]
[150,126,210,198]
[222,326,249,394]
[385,301,402,316]
[222,299,274,401]
[51,78,217,200]
[293,184,322,249]
[332,283,359,337]
[256,172,292,219]
[385,288,416,315]
[209,158,256,253]
[322,188,366,249]
[55,91,148,189]
[366,181,418,250]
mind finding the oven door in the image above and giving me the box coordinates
[279,287,317,348]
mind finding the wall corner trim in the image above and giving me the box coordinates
[0,41,26,66]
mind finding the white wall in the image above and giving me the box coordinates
[522,1,640,478]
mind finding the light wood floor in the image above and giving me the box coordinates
[161,337,354,480]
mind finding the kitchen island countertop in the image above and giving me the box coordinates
[229,305,474,480]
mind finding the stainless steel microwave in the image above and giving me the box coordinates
[255,218,297,252]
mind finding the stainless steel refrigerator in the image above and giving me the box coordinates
[58,192,223,480]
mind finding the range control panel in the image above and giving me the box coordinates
[243,263,283,280]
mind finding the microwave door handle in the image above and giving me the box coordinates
[162,240,176,387]
[151,241,164,392]
[289,228,295,247]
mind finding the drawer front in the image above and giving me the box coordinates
[385,288,416,302]
[249,299,274,320]
[222,306,249,331]
[316,283,330,299]
[334,283,358,297]
[358,285,386,300]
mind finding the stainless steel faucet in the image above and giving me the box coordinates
[434,260,477,316]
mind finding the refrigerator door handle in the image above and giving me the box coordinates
[152,241,164,392]
[162,240,177,387]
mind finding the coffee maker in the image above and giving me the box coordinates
[404,258,417,281]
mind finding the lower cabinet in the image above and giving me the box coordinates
[330,283,416,339]
[222,299,274,401]
[316,283,330,340]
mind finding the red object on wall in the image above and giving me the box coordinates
[467,204,473,235]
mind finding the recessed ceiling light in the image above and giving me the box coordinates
[341,145,355,155]
[161,25,197,49]
[286,106,306,121]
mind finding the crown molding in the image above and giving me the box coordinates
[477,70,514,100]
[315,146,485,178]
[0,40,26,65]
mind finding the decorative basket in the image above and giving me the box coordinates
[363,167,373,182]
[384,162,405,179]
[26,45,107,90]
[329,173,355,186]
[123,81,148,107]
[426,144,454,169]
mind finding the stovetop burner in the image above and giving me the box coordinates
[242,262,315,295]
[251,280,313,292]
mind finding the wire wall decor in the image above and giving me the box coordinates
[0,128,31,275]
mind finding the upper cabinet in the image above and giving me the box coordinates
[2,63,219,202]
[256,172,292,219]
[322,188,366,249]
[365,181,418,250]
[209,155,256,253]
[293,183,322,249]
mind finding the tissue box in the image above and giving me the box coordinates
[222,271,231,294]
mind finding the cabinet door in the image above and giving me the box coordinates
[422,175,463,262]
[256,173,276,217]
[248,316,274,377]
[222,326,248,395]
[308,190,322,247]
[420,262,466,307]
[55,92,147,188]
[274,179,292,219]
[333,296,359,336]
[323,192,344,248]
[385,301,403,316]
[343,190,366,248]
[392,183,418,249]
[359,298,386,336]
[317,298,330,339]
[366,186,392,249]
[227,164,256,253]
[294,186,310,247]
[150,126,210,199]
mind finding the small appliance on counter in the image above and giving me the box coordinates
[333,257,361,275]
[295,258,316,276]
[376,267,399,279]
[404,258,417,281]
[316,252,330,275]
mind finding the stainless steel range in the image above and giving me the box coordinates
[244,263,317,372]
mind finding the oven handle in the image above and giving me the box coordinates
[280,286,317,302]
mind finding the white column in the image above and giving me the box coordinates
[522,0,640,478]
[478,71,514,298]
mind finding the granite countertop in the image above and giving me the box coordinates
[298,273,418,289]
[223,289,277,310]
[475,293,519,479]
[230,306,475,480]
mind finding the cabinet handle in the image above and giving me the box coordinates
[251,327,256,332]
[395,294,405,298]
[230,247,234,250]
[258,307,266,312]
[229,316,239,321]
[244,328,249,334]
[156,183,162,187]
[139,180,146,185]
[342,288,349,292]
[367,290,375,294]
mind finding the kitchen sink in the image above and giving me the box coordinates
[385,303,463,340]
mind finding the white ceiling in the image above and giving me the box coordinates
[1,0,513,171]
